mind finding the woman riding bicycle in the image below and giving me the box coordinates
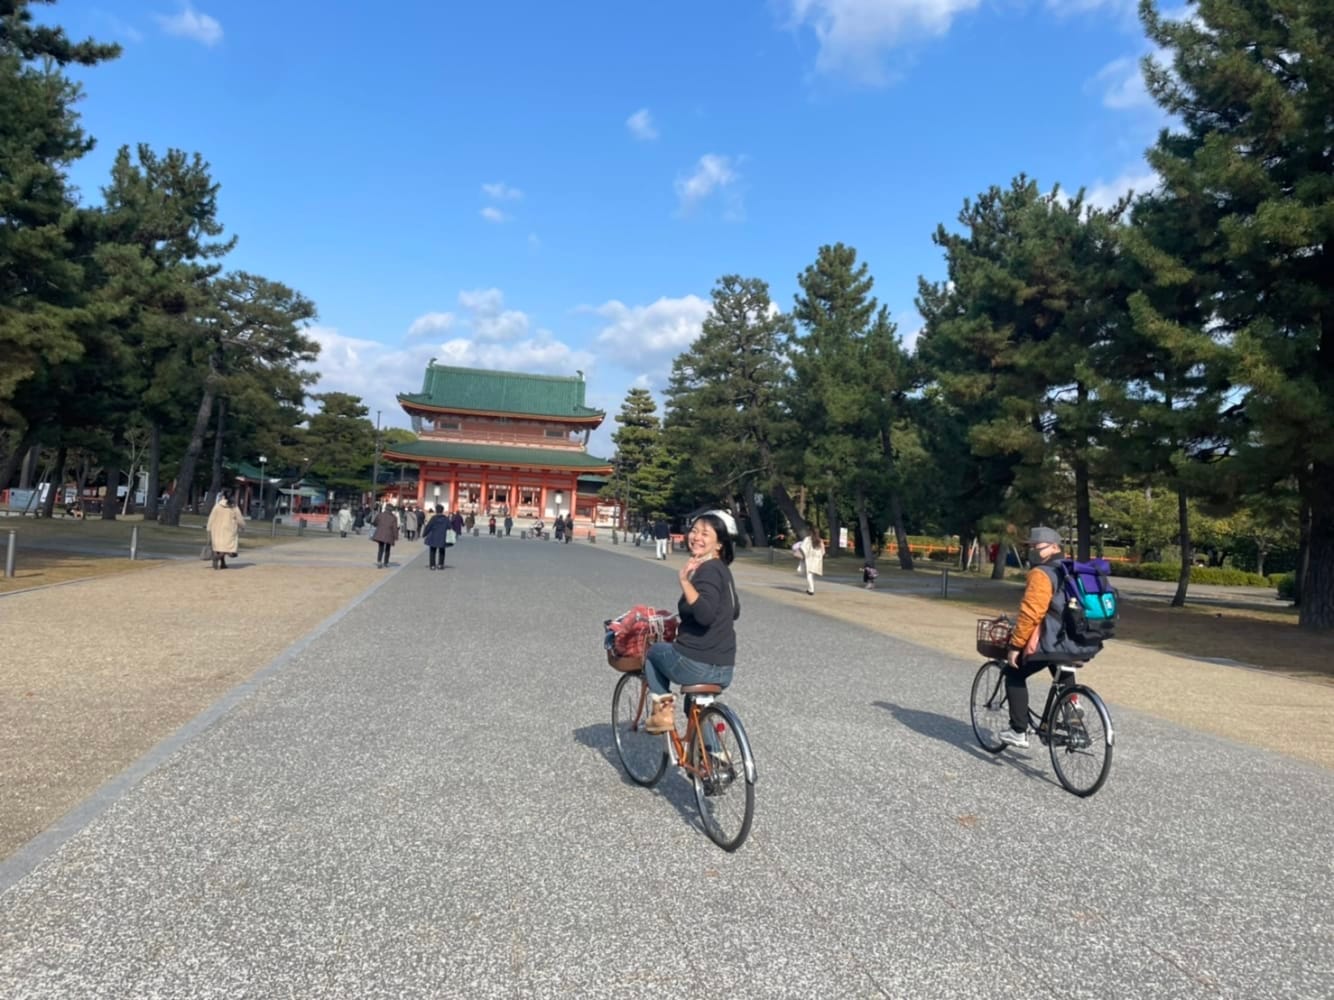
[643,511,741,734]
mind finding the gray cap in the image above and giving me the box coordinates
[1026,526,1062,545]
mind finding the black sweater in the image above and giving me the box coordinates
[675,559,741,666]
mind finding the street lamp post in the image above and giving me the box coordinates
[258,455,268,518]
[371,410,382,510]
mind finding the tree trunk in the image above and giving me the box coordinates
[1299,461,1334,628]
[101,463,119,520]
[856,486,875,566]
[768,480,808,540]
[40,445,67,518]
[144,423,162,520]
[19,445,39,490]
[887,489,913,571]
[0,426,38,492]
[74,454,90,508]
[825,490,840,551]
[205,397,228,515]
[1294,498,1311,607]
[1255,545,1267,579]
[1172,486,1190,608]
[1075,456,1092,561]
[991,533,1007,579]
[164,363,219,528]
[742,477,765,549]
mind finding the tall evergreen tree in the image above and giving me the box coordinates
[665,275,801,543]
[603,388,668,524]
[0,0,119,482]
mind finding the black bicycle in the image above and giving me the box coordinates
[969,617,1114,797]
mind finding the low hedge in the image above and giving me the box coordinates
[1274,572,1296,601]
[1108,562,1271,587]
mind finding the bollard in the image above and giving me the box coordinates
[271,517,279,538]
[611,530,618,545]
[298,518,307,537]
[768,547,775,564]
[5,529,15,578]
[940,566,950,598]
[129,525,139,561]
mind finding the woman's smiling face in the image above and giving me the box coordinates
[688,518,722,559]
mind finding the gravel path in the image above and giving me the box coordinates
[0,534,1330,998]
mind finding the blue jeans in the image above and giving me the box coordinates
[643,642,734,696]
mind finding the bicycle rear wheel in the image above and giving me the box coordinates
[970,661,1008,753]
[691,705,755,852]
[1048,686,1113,797]
[612,672,668,787]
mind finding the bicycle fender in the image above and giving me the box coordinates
[713,703,758,785]
[1069,684,1115,747]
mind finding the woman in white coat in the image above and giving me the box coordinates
[795,531,825,595]
[206,490,246,570]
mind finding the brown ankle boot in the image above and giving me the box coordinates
[645,694,675,734]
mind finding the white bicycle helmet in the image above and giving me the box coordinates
[694,508,739,537]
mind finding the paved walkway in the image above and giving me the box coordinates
[1,534,1330,997]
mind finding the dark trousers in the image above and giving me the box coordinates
[429,546,446,567]
[377,542,392,565]
[1003,659,1074,732]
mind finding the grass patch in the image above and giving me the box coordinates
[0,550,159,593]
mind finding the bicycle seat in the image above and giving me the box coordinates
[680,683,723,695]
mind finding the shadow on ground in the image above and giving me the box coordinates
[872,700,1058,788]
[572,723,704,838]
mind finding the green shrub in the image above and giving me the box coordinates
[1108,562,1271,587]
[1274,572,1296,601]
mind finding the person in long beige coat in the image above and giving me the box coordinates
[794,531,825,595]
[206,491,247,570]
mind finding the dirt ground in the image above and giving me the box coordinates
[2,538,1330,866]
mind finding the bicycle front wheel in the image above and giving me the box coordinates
[1048,686,1113,797]
[691,705,755,852]
[970,661,1008,753]
[612,672,668,787]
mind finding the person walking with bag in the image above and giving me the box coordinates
[337,505,352,538]
[206,490,246,570]
[652,518,670,560]
[372,505,399,568]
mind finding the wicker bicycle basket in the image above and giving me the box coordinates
[976,617,1014,660]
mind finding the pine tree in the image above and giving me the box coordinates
[0,0,119,481]
[665,275,801,543]
[1141,0,1334,627]
[604,388,668,525]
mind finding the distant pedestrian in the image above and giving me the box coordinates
[423,504,451,570]
[337,506,352,538]
[451,511,465,536]
[353,507,365,535]
[488,515,497,535]
[653,518,670,560]
[206,490,246,570]
[415,508,425,537]
[793,531,825,595]
[504,514,513,536]
[564,513,574,543]
[372,505,399,567]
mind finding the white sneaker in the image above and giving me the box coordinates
[999,728,1029,749]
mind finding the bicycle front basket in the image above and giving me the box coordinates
[976,617,1013,660]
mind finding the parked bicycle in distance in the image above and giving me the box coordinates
[608,638,756,852]
[969,616,1115,797]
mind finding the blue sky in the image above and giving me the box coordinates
[55,0,1166,457]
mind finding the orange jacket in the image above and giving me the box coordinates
[1011,565,1054,651]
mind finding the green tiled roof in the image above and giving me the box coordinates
[399,364,604,420]
[381,440,613,469]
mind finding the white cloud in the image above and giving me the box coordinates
[457,288,531,342]
[407,312,456,339]
[528,232,541,251]
[481,181,523,201]
[434,333,595,375]
[675,154,740,215]
[1083,168,1159,211]
[156,3,222,46]
[1089,55,1151,110]
[592,295,712,356]
[783,0,982,85]
[480,206,509,224]
[302,326,432,431]
[626,108,658,140]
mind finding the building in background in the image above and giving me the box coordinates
[381,363,618,529]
